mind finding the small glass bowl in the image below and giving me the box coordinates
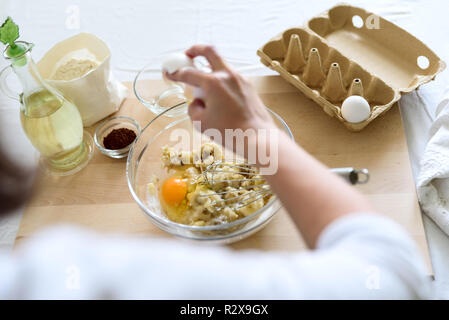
[94,116,141,159]
[133,55,210,117]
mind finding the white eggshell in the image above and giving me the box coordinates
[162,53,194,74]
[341,96,371,123]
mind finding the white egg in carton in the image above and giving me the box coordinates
[257,4,445,131]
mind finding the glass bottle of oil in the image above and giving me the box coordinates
[1,41,92,174]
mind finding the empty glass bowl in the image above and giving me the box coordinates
[133,55,210,117]
[126,103,293,243]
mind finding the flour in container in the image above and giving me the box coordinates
[50,48,100,81]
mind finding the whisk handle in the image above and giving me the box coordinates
[330,167,370,185]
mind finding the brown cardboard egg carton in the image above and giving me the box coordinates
[257,4,446,131]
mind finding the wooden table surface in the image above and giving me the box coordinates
[15,76,432,273]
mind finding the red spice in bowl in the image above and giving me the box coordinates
[103,128,137,150]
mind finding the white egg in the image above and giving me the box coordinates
[341,95,371,123]
[162,53,194,74]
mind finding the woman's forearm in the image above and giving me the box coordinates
[259,129,374,248]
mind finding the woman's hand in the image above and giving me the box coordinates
[166,45,274,134]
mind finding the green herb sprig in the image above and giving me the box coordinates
[0,17,27,60]
[0,17,19,48]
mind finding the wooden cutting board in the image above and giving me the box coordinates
[15,76,432,273]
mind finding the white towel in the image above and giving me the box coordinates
[418,88,449,235]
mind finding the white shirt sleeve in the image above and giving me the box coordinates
[0,213,432,299]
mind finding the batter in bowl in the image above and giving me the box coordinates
[147,143,272,226]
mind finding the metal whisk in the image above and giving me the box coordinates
[198,160,369,210]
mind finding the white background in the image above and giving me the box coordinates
[1,0,449,298]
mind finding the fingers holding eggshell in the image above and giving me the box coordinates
[185,45,228,71]
[166,67,210,88]
[162,52,194,74]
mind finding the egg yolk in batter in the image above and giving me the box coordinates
[161,176,187,206]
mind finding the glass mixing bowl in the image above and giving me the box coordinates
[126,104,293,243]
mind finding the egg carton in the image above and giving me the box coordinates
[257,4,446,131]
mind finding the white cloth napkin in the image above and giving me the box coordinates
[418,88,449,235]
